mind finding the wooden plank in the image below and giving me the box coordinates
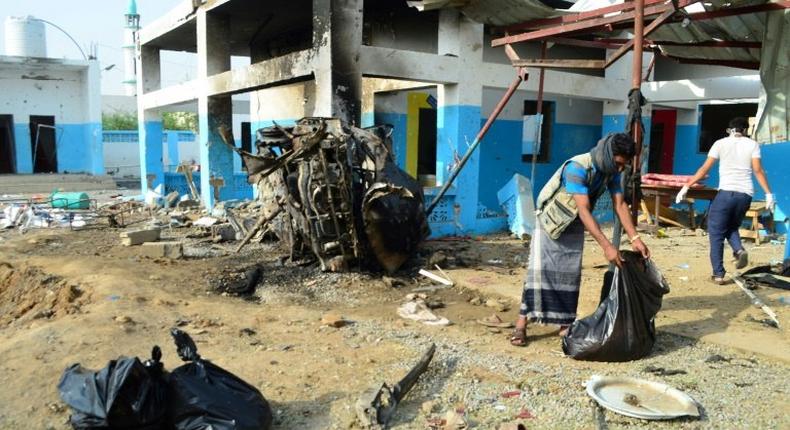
[511,59,605,69]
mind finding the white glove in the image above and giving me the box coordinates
[675,185,689,204]
[766,193,776,212]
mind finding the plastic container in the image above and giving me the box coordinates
[51,191,90,209]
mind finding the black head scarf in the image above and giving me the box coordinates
[590,133,618,175]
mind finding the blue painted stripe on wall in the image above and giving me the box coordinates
[374,112,408,169]
[437,105,483,232]
[13,124,32,173]
[12,122,103,174]
[477,117,601,211]
[164,172,253,201]
[361,112,375,128]
[760,141,790,228]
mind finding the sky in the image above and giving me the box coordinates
[0,0,194,95]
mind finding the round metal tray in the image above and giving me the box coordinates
[586,375,700,420]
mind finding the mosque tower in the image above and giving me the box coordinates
[122,0,140,96]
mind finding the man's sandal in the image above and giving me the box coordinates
[510,328,527,347]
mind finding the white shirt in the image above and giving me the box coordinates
[708,134,761,196]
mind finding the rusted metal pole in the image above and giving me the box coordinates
[630,0,645,222]
[426,70,527,216]
[530,41,548,184]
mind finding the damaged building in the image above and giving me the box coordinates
[136,0,790,243]
[0,16,103,176]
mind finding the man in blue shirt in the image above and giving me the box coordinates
[511,133,650,347]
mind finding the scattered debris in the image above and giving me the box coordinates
[193,217,218,228]
[514,408,535,419]
[356,343,436,429]
[732,276,780,328]
[321,313,349,328]
[441,410,469,429]
[397,299,450,326]
[501,390,521,398]
[704,354,731,363]
[419,268,454,286]
[586,375,700,420]
[642,365,687,376]
[485,299,509,312]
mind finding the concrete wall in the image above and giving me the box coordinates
[364,3,438,54]
[478,88,603,211]
[0,57,102,174]
[654,56,760,81]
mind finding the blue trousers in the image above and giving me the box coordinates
[707,190,752,277]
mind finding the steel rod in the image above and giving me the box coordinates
[426,71,526,216]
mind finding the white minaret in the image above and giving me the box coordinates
[122,0,140,96]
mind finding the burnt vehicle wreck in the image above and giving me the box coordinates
[223,118,430,273]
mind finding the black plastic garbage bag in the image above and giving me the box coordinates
[168,328,273,430]
[57,346,168,429]
[562,251,670,362]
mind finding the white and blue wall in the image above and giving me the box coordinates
[0,56,102,175]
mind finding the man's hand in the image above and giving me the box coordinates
[604,244,624,269]
[675,185,689,204]
[766,193,776,212]
[632,238,650,258]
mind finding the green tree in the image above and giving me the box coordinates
[163,112,198,132]
[102,112,137,130]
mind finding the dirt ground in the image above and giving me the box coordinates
[0,223,788,429]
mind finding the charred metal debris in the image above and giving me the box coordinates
[220,118,430,273]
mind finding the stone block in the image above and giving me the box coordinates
[140,241,183,259]
[212,223,238,242]
[120,228,161,246]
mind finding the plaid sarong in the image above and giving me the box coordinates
[520,219,585,325]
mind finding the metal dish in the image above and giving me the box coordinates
[586,375,700,420]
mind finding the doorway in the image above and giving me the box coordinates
[649,110,676,174]
[0,115,15,173]
[406,92,437,183]
[30,115,57,173]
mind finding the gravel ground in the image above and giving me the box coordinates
[331,318,790,430]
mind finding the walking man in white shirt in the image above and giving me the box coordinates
[675,117,775,284]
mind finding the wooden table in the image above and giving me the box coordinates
[640,184,718,229]
[739,201,773,242]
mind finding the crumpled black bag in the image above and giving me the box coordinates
[168,328,273,430]
[562,251,670,362]
[57,346,168,429]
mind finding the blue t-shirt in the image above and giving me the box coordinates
[562,161,622,203]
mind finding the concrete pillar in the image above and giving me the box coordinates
[436,13,484,234]
[138,110,163,192]
[85,60,104,175]
[197,10,234,208]
[137,45,163,192]
[312,0,363,125]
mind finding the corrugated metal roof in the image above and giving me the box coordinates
[651,0,769,62]
[410,0,778,63]
[408,0,567,25]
